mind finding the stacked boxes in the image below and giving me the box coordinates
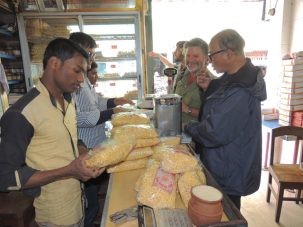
[292,111,303,127]
[279,58,303,126]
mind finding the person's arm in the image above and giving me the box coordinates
[184,88,251,148]
[113,97,134,106]
[0,110,38,193]
[0,111,104,194]
[78,140,88,155]
[23,153,105,189]
[148,51,175,68]
[182,101,199,118]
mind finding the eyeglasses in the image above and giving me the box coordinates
[208,49,227,61]
[88,51,96,59]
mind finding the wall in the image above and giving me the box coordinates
[281,0,303,54]
[290,0,303,53]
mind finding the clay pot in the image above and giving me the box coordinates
[188,185,223,226]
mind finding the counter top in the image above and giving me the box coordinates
[100,157,247,227]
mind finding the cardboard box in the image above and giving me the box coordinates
[282,58,303,66]
[280,81,303,89]
[290,111,303,127]
[279,103,303,111]
[278,108,293,117]
[280,93,303,100]
[283,75,303,83]
[280,86,303,94]
[279,113,292,123]
[280,98,303,105]
[278,119,290,126]
[284,64,303,72]
[284,70,303,77]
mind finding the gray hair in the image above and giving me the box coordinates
[184,38,208,55]
[212,29,245,55]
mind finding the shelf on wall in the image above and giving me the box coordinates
[98,76,137,81]
[0,53,16,59]
[8,80,22,85]
[0,28,12,36]
[92,34,135,41]
[95,56,136,62]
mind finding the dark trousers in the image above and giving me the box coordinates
[227,194,241,210]
[84,179,101,227]
[84,173,109,227]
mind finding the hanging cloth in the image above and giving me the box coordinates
[0,63,9,93]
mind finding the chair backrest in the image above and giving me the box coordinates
[270,126,303,165]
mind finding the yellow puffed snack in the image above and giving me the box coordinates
[111,112,150,126]
[160,136,181,146]
[137,160,177,209]
[151,145,175,161]
[178,169,207,208]
[153,144,198,174]
[85,140,135,169]
[112,124,158,139]
[161,151,198,174]
[126,147,153,161]
[151,144,189,161]
[135,137,160,148]
[107,158,148,173]
[135,172,144,192]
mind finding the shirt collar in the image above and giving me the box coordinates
[36,80,72,108]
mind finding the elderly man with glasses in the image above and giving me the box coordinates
[185,29,267,210]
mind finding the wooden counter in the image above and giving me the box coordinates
[100,162,247,227]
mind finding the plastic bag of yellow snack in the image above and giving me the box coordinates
[111,112,150,127]
[159,136,181,146]
[151,144,198,174]
[137,159,177,209]
[126,147,153,161]
[178,168,206,208]
[112,124,158,139]
[151,144,188,162]
[85,139,135,169]
[160,150,198,174]
[107,158,148,173]
[135,137,160,148]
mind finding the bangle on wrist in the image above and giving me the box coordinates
[187,107,192,114]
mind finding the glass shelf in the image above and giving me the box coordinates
[0,28,12,36]
[0,53,16,60]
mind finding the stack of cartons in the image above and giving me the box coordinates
[292,111,303,127]
[279,58,303,126]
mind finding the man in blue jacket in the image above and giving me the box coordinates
[185,29,267,209]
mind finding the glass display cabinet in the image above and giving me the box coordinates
[17,11,144,99]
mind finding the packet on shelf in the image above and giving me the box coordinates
[135,137,160,148]
[159,136,181,146]
[112,124,158,139]
[136,159,177,209]
[126,147,154,161]
[178,168,207,208]
[151,144,198,173]
[111,112,150,127]
[85,137,135,169]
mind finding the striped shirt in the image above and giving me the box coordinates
[73,76,115,148]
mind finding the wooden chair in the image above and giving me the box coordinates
[0,191,35,227]
[266,126,303,223]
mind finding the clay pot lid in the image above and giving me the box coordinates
[192,185,223,202]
